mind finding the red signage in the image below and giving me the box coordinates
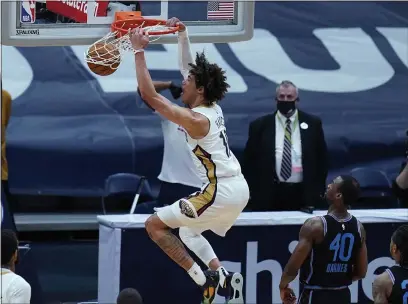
[46,0,109,23]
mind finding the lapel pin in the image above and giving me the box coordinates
[300,122,308,130]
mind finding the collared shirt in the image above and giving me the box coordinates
[275,110,303,183]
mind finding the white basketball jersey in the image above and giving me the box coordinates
[158,118,203,188]
[185,104,241,183]
[1,269,31,304]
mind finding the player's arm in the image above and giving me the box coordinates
[137,81,171,111]
[137,81,182,112]
[178,26,193,79]
[166,17,193,79]
[151,81,173,93]
[279,217,322,289]
[134,51,208,138]
[372,271,393,304]
[147,81,182,100]
[352,221,368,281]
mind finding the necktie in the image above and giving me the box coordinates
[280,119,292,181]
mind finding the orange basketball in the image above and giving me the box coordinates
[86,43,121,76]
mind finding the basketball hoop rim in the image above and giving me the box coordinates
[111,18,179,36]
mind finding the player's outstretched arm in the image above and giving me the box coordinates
[372,271,392,304]
[280,217,322,289]
[137,81,173,112]
[138,81,182,101]
[352,221,368,281]
[279,218,322,304]
[167,17,193,79]
[131,28,209,138]
[151,81,173,93]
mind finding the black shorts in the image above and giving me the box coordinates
[298,288,350,304]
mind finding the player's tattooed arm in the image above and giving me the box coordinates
[352,221,368,281]
[372,271,392,304]
[279,217,323,289]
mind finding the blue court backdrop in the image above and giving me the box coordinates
[117,222,403,304]
[2,2,408,196]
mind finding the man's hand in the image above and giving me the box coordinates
[166,17,186,32]
[280,285,296,304]
[169,82,182,99]
[130,27,150,50]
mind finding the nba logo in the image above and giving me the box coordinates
[20,0,36,23]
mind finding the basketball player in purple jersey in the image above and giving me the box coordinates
[372,225,408,304]
[280,175,368,304]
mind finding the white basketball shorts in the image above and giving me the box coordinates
[156,174,249,237]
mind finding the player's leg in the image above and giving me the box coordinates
[210,224,244,304]
[145,214,205,285]
[324,289,351,304]
[146,199,219,304]
[179,228,229,279]
[325,289,351,304]
[206,177,248,304]
[179,227,217,267]
[298,289,351,304]
[179,226,243,303]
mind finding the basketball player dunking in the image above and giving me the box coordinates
[279,175,368,304]
[372,224,408,304]
[130,18,249,304]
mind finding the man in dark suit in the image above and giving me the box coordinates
[243,80,328,211]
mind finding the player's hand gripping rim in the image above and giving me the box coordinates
[166,17,186,32]
[129,27,150,51]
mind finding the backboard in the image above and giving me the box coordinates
[1,1,254,46]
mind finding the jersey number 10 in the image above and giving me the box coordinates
[219,130,231,158]
[329,233,355,262]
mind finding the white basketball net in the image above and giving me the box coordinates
[84,21,174,70]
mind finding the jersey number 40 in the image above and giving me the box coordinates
[329,233,355,262]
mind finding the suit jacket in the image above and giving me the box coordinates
[242,110,328,211]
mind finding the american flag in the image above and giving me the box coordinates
[207,1,235,20]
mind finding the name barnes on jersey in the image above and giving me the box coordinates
[326,262,348,273]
